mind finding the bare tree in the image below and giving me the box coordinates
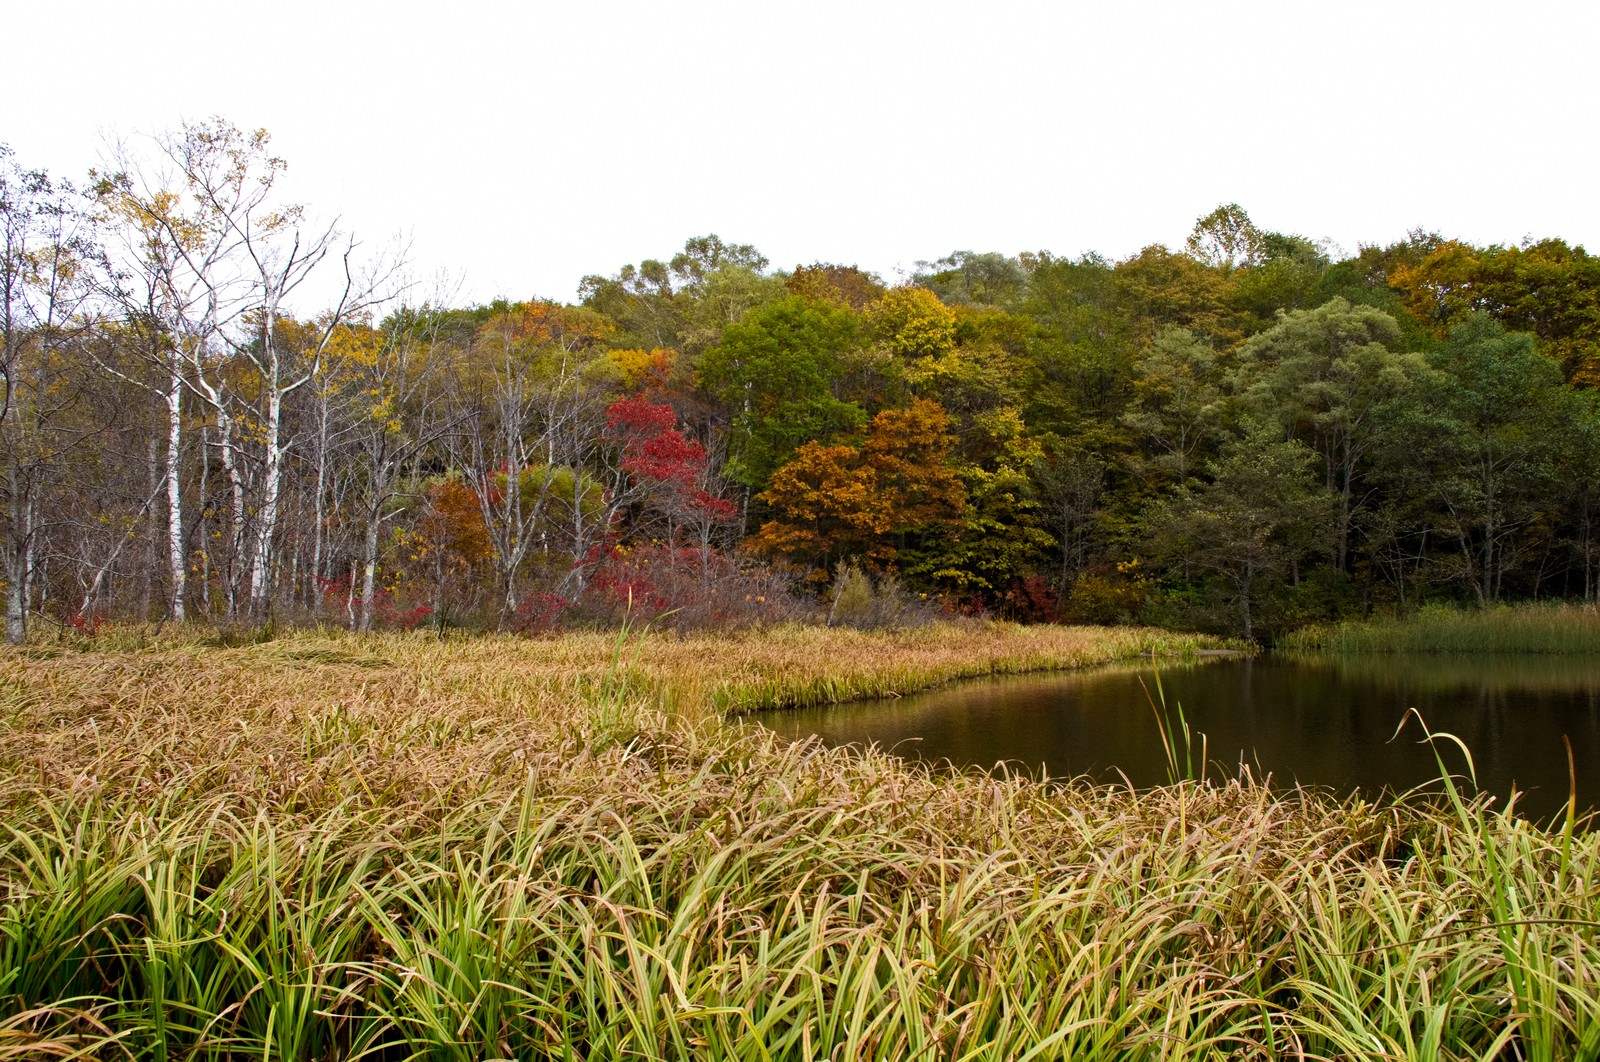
[97,119,396,619]
[450,303,610,623]
[338,310,457,630]
[93,125,262,621]
[0,147,98,642]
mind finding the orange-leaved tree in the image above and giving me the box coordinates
[1389,238,1600,385]
[401,477,492,622]
[752,399,966,582]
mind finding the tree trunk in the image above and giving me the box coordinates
[1336,459,1353,572]
[197,423,211,616]
[212,411,248,619]
[6,567,27,644]
[311,396,329,611]
[4,496,29,645]
[164,358,187,621]
[248,387,284,616]
[1237,564,1255,642]
[142,434,158,618]
[357,498,383,632]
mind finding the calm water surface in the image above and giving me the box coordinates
[764,655,1600,821]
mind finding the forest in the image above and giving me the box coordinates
[7,118,1600,644]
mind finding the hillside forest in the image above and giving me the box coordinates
[6,120,1600,643]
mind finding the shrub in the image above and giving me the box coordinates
[826,562,936,629]
[572,544,814,631]
[1063,571,1148,625]
[999,575,1059,622]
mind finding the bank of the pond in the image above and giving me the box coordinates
[2,623,1598,1058]
[1284,601,1600,654]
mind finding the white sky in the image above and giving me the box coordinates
[8,0,1599,305]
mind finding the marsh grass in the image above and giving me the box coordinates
[1285,601,1600,654]
[1141,668,1206,785]
[1,622,1597,1058]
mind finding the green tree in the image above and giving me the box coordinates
[1185,203,1265,271]
[1564,390,1600,602]
[1018,254,1137,436]
[1032,442,1104,596]
[1231,233,1331,328]
[904,409,1052,598]
[1145,424,1334,639]
[700,295,866,489]
[1121,328,1227,484]
[1390,315,1566,604]
[913,251,1030,308]
[579,234,781,353]
[1232,298,1428,570]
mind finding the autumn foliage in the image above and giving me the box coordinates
[753,399,966,581]
[10,121,1600,644]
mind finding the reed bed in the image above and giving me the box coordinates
[1,623,1597,1059]
[1285,601,1600,655]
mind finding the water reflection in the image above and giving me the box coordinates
[763,656,1600,821]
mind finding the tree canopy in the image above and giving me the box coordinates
[7,134,1600,642]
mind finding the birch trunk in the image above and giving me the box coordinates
[310,394,329,610]
[357,504,382,632]
[164,352,186,620]
[247,383,284,616]
[212,410,248,618]
[4,491,29,645]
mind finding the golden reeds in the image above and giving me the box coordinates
[1,622,1595,1058]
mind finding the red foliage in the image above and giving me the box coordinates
[605,395,677,439]
[941,594,991,619]
[68,611,106,637]
[374,596,433,630]
[1001,575,1060,623]
[688,488,738,522]
[575,543,808,629]
[510,592,571,635]
[591,555,669,612]
[623,428,707,486]
[316,573,352,603]
[605,394,738,526]
[314,574,431,629]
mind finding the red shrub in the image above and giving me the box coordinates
[510,592,571,635]
[1001,575,1060,623]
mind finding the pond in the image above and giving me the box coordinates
[764,655,1600,822]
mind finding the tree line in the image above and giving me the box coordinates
[5,123,1600,643]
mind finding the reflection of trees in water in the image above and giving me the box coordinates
[1288,655,1597,800]
[1292,652,1600,697]
[768,656,1600,820]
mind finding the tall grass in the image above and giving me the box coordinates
[1284,601,1600,654]
[1,622,1597,1058]
[1142,669,1206,785]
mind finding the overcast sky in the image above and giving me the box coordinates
[8,0,1598,305]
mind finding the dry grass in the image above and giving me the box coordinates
[1,622,1596,1058]
[0,622,1211,812]
[1284,601,1600,655]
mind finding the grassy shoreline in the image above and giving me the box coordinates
[1284,601,1600,654]
[3,623,1598,1058]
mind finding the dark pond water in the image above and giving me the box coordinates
[764,655,1600,821]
